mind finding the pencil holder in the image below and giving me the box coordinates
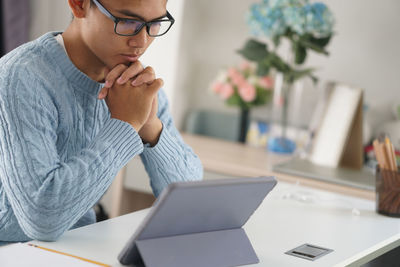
[376,167,400,217]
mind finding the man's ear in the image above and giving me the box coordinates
[68,0,90,19]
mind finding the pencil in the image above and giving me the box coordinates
[28,243,110,267]
[385,137,398,171]
[383,139,393,171]
[373,139,386,169]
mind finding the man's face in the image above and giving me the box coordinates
[81,0,167,69]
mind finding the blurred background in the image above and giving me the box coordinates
[2,0,398,135]
[2,0,400,211]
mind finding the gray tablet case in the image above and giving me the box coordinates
[118,176,277,267]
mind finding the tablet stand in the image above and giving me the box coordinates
[135,228,258,267]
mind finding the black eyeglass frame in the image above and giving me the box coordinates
[91,0,175,37]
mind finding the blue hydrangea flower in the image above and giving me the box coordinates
[247,3,286,37]
[303,3,335,37]
[283,6,307,35]
[247,0,334,39]
[269,0,307,8]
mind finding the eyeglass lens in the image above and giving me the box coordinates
[116,20,170,36]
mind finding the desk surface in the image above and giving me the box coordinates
[181,134,375,200]
[32,182,400,267]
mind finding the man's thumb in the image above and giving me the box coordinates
[98,87,109,99]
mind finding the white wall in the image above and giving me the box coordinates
[30,0,71,39]
[175,0,400,130]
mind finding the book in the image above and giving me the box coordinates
[309,83,363,169]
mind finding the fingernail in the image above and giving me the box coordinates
[131,79,138,86]
[117,77,124,84]
[105,81,112,87]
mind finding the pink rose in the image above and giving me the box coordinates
[238,82,256,102]
[228,67,246,87]
[239,61,252,71]
[220,83,234,99]
[211,81,224,94]
[259,76,274,89]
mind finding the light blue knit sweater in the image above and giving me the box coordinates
[0,32,203,244]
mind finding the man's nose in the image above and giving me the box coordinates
[128,27,148,48]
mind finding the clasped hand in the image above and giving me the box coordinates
[99,61,163,146]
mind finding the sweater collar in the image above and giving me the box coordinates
[40,32,103,98]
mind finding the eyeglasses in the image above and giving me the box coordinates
[91,0,175,37]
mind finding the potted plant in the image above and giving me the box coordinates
[210,61,274,143]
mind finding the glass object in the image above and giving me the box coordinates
[267,73,298,154]
[376,167,400,217]
[92,0,175,37]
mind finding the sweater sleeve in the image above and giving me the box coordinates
[140,89,203,197]
[0,74,143,241]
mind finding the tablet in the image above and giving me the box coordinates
[118,176,277,265]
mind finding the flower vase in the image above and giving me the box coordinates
[238,108,250,143]
[267,73,296,153]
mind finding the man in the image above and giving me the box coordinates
[0,0,203,244]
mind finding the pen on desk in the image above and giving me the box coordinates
[28,243,110,267]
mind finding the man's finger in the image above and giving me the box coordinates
[147,78,164,95]
[131,66,155,86]
[117,61,144,85]
[104,64,128,88]
[132,72,156,86]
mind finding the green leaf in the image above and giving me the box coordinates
[237,39,269,62]
[270,53,290,73]
[298,36,329,55]
[256,64,270,76]
[253,87,272,106]
[294,43,307,65]
[310,75,319,84]
[310,35,332,48]
[256,58,272,76]
[285,68,316,84]
[273,35,281,47]
[226,94,243,107]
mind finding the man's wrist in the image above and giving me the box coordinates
[139,118,163,147]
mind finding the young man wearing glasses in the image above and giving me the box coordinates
[0,0,203,244]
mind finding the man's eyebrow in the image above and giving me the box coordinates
[116,9,167,21]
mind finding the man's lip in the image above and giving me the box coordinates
[121,54,140,61]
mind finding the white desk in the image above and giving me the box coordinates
[105,134,375,218]
[31,182,400,267]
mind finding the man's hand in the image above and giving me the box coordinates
[137,96,163,145]
[100,61,163,146]
[105,78,163,132]
[98,61,155,99]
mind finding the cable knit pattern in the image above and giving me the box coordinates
[0,32,203,244]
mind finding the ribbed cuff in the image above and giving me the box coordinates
[94,118,144,165]
[141,124,183,168]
